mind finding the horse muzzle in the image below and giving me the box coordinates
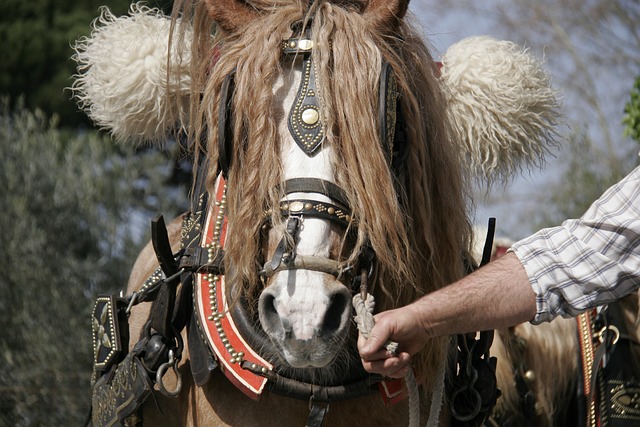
[258,269,352,368]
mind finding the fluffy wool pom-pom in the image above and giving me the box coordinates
[440,36,561,184]
[72,3,192,143]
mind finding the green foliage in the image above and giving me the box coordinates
[623,75,640,143]
[0,101,186,426]
[0,0,173,128]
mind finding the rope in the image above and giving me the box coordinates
[353,293,419,427]
[426,354,446,427]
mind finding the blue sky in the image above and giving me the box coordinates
[408,3,639,239]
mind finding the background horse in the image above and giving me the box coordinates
[474,232,640,426]
[469,232,579,425]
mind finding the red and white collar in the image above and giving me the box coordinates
[193,174,407,404]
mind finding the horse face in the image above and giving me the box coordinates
[258,218,353,368]
[256,62,355,369]
[205,0,412,372]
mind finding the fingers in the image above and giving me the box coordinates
[357,333,392,360]
[358,325,411,378]
[357,319,391,358]
[360,351,411,378]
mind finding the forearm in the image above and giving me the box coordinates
[410,252,537,338]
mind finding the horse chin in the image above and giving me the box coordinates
[274,334,346,369]
[282,351,335,369]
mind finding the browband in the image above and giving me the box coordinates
[281,177,349,209]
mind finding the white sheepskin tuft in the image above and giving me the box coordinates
[71,3,192,144]
[440,36,561,184]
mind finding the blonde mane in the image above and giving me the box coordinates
[171,0,473,390]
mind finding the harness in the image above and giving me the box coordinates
[88,198,499,427]
[574,302,640,427]
[88,20,499,427]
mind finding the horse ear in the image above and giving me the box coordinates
[204,0,259,34]
[363,0,410,29]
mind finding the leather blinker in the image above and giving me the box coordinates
[218,70,236,177]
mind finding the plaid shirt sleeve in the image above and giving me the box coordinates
[510,165,640,324]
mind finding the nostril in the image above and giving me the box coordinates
[262,293,276,314]
[258,292,282,334]
[322,291,349,335]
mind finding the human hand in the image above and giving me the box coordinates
[357,304,430,378]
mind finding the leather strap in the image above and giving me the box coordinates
[151,215,179,278]
[218,70,236,177]
[91,352,153,427]
[379,61,409,199]
[577,310,599,427]
[280,199,352,228]
[281,178,349,210]
[187,314,218,386]
[179,246,224,273]
[379,61,398,166]
[282,37,314,55]
[479,217,496,267]
[149,215,180,338]
[149,274,178,340]
[306,400,330,427]
[240,361,382,401]
[269,217,300,271]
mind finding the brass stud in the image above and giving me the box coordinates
[524,370,536,382]
[298,39,313,50]
[289,201,304,212]
[301,108,319,125]
[304,202,313,210]
[327,207,335,215]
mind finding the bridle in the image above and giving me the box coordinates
[258,177,372,292]
[217,17,404,291]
